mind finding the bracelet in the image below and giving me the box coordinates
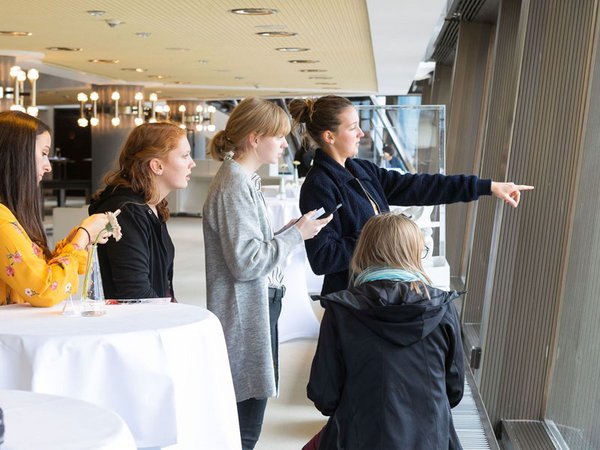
[76,226,91,246]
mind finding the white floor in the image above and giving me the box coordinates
[169,217,326,450]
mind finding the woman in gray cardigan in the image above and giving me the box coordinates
[203,97,331,450]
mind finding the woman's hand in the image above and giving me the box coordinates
[491,182,534,208]
[295,210,334,240]
[78,214,112,245]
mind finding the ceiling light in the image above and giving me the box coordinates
[86,10,106,17]
[149,93,158,122]
[89,59,119,64]
[46,46,82,52]
[148,75,167,79]
[0,31,32,36]
[230,8,278,15]
[198,60,209,64]
[276,47,309,52]
[111,92,120,127]
[77,93,88,127]
[299,69,328,73]
[173,81,189,85]
[105,19,125,28]
[288,59,319,64]
[121,67,147,72]
[135,32,152,38]
[256,31,297,37]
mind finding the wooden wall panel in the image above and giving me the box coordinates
[477,0,599,428]
[446,22,493,278]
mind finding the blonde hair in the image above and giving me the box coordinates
[209,97,291,160]
[350,213,432,295]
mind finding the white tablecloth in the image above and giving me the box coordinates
[0,303,241,450]
[264,197,322,342]
[0,389,136,450]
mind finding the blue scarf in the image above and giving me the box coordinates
[353,266,429,287]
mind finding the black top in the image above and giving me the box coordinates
[89,186,175,299]
[299,149,492,294]
[308,280,465,450]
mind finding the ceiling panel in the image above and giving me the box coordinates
[1,0,378,102]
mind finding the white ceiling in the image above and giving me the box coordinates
[0,0,446,103]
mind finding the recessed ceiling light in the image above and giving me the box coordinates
[88,59,119,64]
[105,19,125,28]
[165,47,191,51]
[86,10,106,17]
[198,59,209,64]
[173,81,189,85]
[309,76,333,79]
[46,46,82,52]
[148,75,168,79]
[299,69,328,73]
[230,8,278,15]
[288,59,319,64]
[121,67,147,72]
[256,31,297,37]
[276,47,309,52]
[135,32,152,38]
[0,31,32,37]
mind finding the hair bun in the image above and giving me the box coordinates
[288,98,313,124]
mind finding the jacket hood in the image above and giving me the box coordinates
[318,280,461,346]
[88,186,144,215]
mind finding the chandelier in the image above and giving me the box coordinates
[75,89,217,131]
[0,66,40,116]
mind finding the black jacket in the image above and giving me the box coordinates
[299,150,491,294]
[89,186,174,299]
[308,280,464,450]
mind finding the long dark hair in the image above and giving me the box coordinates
[99,122,186,222]
[0,111,51,258]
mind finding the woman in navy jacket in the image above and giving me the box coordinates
[290,95,533,295]
[306,213,465,449]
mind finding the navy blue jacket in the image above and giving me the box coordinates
[308,280,464,450]
[299,149,492,294]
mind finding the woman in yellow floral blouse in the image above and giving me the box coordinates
[0,111,112,307]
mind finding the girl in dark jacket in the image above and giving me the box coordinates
[306,213,465,450]
[89,122,196,300]
[289,95,534,295]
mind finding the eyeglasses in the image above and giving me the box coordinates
[421,246,430,259]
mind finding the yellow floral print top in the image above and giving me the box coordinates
[0,203,88,307]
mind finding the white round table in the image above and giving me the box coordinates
[0,389,136,450]
[0,303,241,450]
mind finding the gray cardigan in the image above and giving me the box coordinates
[203,159,303,402]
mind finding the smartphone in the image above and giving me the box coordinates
[315,203,342,220]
